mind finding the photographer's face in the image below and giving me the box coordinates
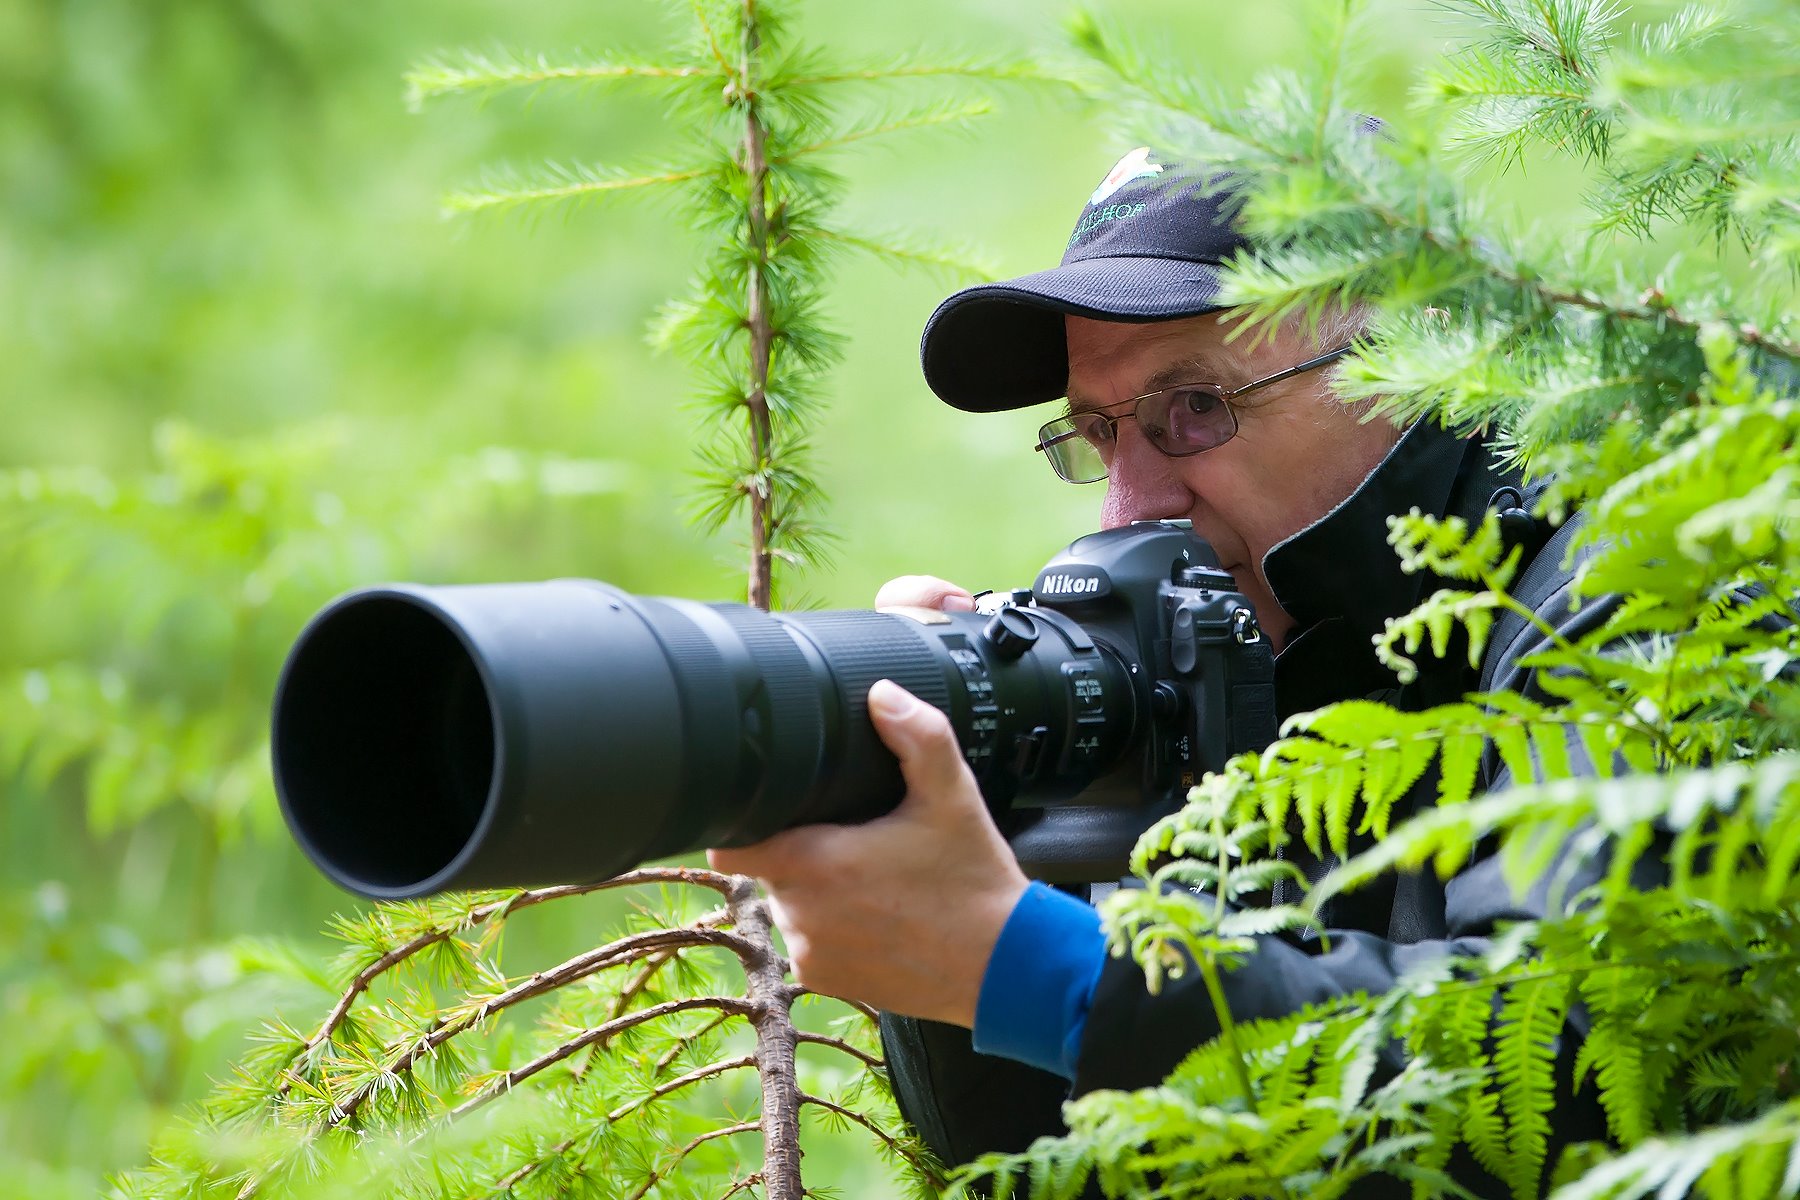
[1065,312,1399,649]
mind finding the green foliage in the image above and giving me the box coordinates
[4,1,1108,1195]
[968,0,1800,1197]
[50,6,1050,1199]
[407,0,1047,608]
[113,874,937,1200]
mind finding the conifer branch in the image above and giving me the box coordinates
[603,1054,758,1125]
[319,926,753,1130]
[775,101,995,161]
[444,166,712,217]
[276,873,732,1098]
[1302,165,1800,364]
[727,864,808,1200]
[447,1014,757,1123]
[622,1122,762,1200]
[654,1008,742,1073]
[740,2,778,611]
[800,1092,948,1188]
[405,54,714,108]
[570,949,683,1082]
[795,1030,884,1069]
[689,0,737,76]
[780,62,1058,87]
[720,1174,764,1199]
[792,988,879,1023]
[804,227,994,279]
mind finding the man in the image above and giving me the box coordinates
[709,148,1612,1189]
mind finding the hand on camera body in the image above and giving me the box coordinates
[706,575,1028,1029]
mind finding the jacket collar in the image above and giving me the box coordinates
[1262,419,1517,696]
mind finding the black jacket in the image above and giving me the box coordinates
[880,420,1622,1194]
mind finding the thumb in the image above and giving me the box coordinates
[867,679,975,809]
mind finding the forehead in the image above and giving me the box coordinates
[1064,313,1254,410]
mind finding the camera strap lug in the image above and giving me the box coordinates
[1232,607,1261,645]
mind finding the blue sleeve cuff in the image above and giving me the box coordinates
[971,881,1108,1081]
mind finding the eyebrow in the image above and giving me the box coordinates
[1065,352,1239,415]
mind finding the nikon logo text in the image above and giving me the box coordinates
[1038,573,1105,596]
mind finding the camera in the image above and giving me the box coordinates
[271,520,1276,899]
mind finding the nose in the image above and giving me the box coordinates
[1099,424,1193,529]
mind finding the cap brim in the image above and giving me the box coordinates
[920,256,1228,413]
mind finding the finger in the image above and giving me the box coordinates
[708,823,840,886]
[874,575,976,612]
[707,838,795,884]
[867,679,978,812]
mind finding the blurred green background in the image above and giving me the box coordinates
[0,1,1487,1195]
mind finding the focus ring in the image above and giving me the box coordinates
[711,605,828,836]
[778,611,951,825]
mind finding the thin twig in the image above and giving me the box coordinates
[654,1009,739,1073]
[799,1092,948,1190]
[605,1054,758,1124]
[721,1173,765,1199]
[447,168,711,215]
[445,1000,756,1122]
[1345,179,1800,363]
[276,869,736,1097]
[775,102,993,161]
[791,988,878,1023]
[571,948,682,1082]
[623,1122,761,1200]
[322,926,754,1130]
[484,1136,577,1197]
[689,0,736,76]
[795,1030,884,1070]
[782,63,1050,86]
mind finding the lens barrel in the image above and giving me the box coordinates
[273,581,1136,899]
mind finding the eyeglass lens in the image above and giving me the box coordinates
[1040,386,1236,484]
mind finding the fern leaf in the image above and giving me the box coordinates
[1494,974,1573,1200]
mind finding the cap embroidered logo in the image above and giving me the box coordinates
[1088,147,1163,205]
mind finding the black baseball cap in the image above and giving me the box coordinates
[919,148,1250,414]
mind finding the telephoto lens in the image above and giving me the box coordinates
[274,581,1140,899]
[273,522,1276,899]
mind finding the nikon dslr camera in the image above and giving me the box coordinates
[272,520,1277,898]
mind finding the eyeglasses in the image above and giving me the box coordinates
[1033,345,1355,484]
